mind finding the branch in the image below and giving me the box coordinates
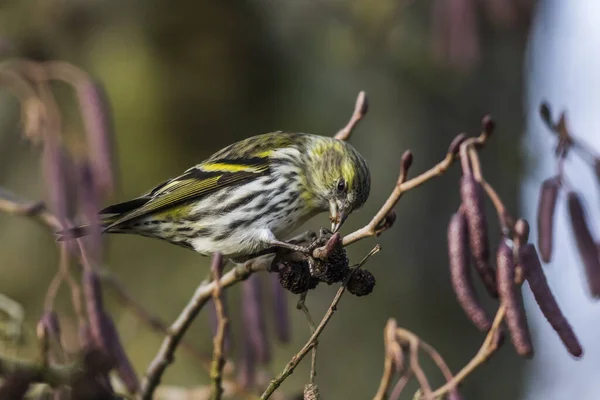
[389,371,413,400]
[209,253,227,400]
[394,328,452,400]
[334,91,368,141]
[0,355,77,387]
[260,245,381,400]
[373,319,403,400]
[416,305,506,400]
[296,293,318,385]
[407,335,432,400]
[140,257,272,400]
[0,188,61,230]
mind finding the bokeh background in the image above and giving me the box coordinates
[0,0,567,399]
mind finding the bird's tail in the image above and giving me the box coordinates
[55,197,151,241]
[55,218,116,241]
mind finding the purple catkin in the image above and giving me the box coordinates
[82,270,111,352]
[103,315,139,393]
[459,176,497,297]
[567,192,600,297]
[42,137,69,224]
[77,80,116,198]
[77,161,103,262]
[496,241,533,358]
[237,333,256,390]
[79,323,94,349]
[594,158,600,185]
[520,244,583,357]
[241,274,270,364]
[39,311,61,339]
[270,273,291,343]
[447,209,492,331]
[537,177,560,263]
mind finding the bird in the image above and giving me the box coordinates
[57,132,371,260]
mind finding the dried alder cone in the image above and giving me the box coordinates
[278,260,319,294]
[347,269,376,297]
[276,229,375,297]
[310,239,350,284]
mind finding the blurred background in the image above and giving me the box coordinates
[2,0,594,399]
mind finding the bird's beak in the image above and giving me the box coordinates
[329,201,348,233]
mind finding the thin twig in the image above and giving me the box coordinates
[140,258,271,400]
[395,328,457,400]
[44,244,70,312]
[419,342,454,392]
[373,319,404,400]
[297,293,318,385]
[389,370,414,400]
[407,337,433,400]
[260,245,381,400]
[334,91,368,141]
[373,351,395,400]
[416,305,506,400]
[0,355,78,387]
[210,253,227,400]
[0,189,60,230]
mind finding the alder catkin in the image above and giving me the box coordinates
[448,209,492,331]
[537,177,560,263]
[77,79,116,197]
[103,315,139,393]
[241,275,270,364]
[567,192,600,298]
[520,244,583,357]
[82,270,111,353]
[496,241,533,358]
[460,176,497,297]
[270,273,291,343]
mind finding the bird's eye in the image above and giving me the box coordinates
[336,178,347,194]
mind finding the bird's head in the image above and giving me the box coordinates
[305,138,371,232]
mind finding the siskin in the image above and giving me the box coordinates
[58,132,370,260]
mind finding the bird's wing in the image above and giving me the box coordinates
[101,131,305,230]
[102,158,270,229]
